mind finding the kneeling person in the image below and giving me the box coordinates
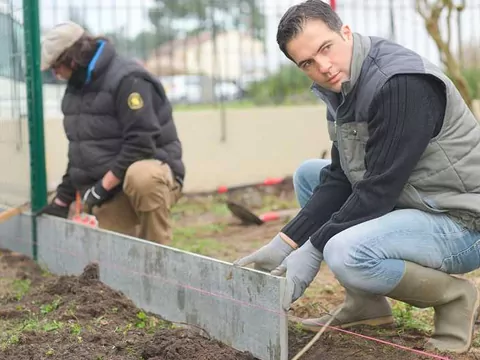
[39,21,185,245]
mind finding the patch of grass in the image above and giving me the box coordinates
[134,311,173,333]
[173,226,198,241]
[11,279,31,301]
[173,223,226,242]
[40,265,53,278]
[472,333,480,348]
[21,316,63,333]
[172,201,207,216]
[172,222,227,256]
[173,237,224,256]
[0,315,64,351]
[210,202,230,216]
[115,313,173,337]
[42,320,63,332]
[0,331,20,350]
[290,321,307,334]
[69,322,82,336]
[172,195,229,217]
[115,323,133,336]
[201,223,226,233]
[391,301,433,333]
[62,301,78,319]
[258,194,298,213]
[40,296,62,315]
[21,316,41,331]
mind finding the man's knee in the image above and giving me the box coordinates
[323,231,379,287]
[125,160,172,192]
[124,160,174,211]
[323,236,351,283]
[293,159,330,189]
[294,159,323,185]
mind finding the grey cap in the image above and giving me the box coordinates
[41,21,85,71]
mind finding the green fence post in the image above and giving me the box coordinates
[23,0,48,261]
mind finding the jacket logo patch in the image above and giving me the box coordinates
[127,92,144,110]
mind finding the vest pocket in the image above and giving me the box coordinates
[397,183,448,213]
[338,125,368,183]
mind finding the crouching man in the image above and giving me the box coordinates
[235,0,480,354]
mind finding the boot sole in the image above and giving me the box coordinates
[302,315,395,333]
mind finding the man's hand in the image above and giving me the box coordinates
[233,233,297,272]
[37,198,69,218]
[101,171,121,191]
[271,239,323,310]
[83,181,114,213]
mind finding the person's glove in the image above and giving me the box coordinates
[271,239,323,310]
[36,199,69,218]
[83,181,114,213]
[233,233,297,272]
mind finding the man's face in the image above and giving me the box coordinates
[286,20,354,93]
[52,63,73,80]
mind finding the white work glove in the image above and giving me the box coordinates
[233,233,297,272]
[271,239,323,310]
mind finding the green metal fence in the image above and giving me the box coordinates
[23,0,47,260]
[0,0,47,259]
[23,0,47,214]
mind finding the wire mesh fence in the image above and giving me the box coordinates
[0,0,31,206]
[1,0,479,204]
[35,0,480,111]
[0,1,26,145]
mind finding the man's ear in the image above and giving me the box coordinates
[341,24,353,41]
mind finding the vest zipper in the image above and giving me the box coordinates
[335,89,353,183]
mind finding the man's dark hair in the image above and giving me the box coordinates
[277,0,343,61]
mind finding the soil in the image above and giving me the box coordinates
[0,250,256,360]
[287,325,480,360]
[2,181,480,360]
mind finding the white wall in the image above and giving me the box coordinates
[43,105,331,194]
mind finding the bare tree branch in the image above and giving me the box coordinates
[446,2,453,51]
[415,0,472,109]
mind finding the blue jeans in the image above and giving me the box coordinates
[293,159,480,295]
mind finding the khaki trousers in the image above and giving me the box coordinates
[92,159,181,245]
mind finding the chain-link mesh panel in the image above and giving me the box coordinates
[9,0,478,204]
[0,0,30,206]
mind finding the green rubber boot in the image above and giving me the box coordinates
[301,287,394,332]
[387,261,480,354]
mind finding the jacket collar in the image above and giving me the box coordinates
[67,40,116,88]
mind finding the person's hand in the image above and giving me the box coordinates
[233,233,297,272]
[83,181,113,213]
[37,198,69,218]
[271,239,323,310]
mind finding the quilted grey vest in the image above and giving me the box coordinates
[313,33,480,230]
